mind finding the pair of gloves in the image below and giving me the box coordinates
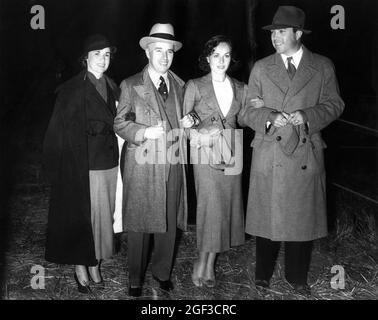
[143,112,200,140]
[189,127,222,149]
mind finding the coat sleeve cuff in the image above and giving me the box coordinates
[259,108,277,135]
[302,109,316,135]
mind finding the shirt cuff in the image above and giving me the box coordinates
[265,121,272,133]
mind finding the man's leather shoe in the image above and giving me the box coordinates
[128,286,142,297]
[255,279,270,289]
[152,275,174,292]
[290,283,311,296]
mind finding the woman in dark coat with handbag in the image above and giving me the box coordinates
[43,34,119,293]
[183,35,247,287]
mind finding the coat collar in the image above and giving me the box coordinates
[266,46,319,110]
[133,66,161,116]
[197,73,242,120]
[84,74,116,117]
[133,65,185,119]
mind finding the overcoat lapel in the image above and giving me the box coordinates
[197,73,240,120]
[266,54,290,101]
[84,76,116,117]
[283,47,317,109]
[226,79,243,119]
[133,68,161,117]
[198,74,221,115]
[105,82,116,117]
[168,72,183,123]
[265,47,318,111]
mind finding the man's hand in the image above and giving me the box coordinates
[287,110,307,126]
[144,121,164,139]
[180,114,195,128]
[268,111,289,128]
[250,97,265,108]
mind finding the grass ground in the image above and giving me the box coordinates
[2,177,378,300]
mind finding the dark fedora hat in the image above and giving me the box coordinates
[263,6,311,34]
[80,34,116,59]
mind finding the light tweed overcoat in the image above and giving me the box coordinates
[239,46,344,241]
[114,66,188,233]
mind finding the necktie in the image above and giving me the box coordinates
[287,57,296,80]
[158,76,168,101]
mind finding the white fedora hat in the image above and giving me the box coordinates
[139,23,182,52]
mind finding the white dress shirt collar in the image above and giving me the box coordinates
[147,66,169,92]
[281,45,303,69]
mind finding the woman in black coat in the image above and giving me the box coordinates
[43,34,120,293]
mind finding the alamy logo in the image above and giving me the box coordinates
[30,265,45,289]
[132,126,243,175]
[330,5,345,30]
[330,265,345,290]
[30,5,45,30]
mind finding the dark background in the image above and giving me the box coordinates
[0,0,377,291]
[1,0,377,107]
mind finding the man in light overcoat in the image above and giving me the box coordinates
[239,6,345,294]
[114,23,192,297]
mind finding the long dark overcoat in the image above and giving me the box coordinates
[114,66,188,233]
[239,46,344,241]
[43,70,119,265]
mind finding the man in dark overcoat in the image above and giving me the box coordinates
[114,23,191,297]
[239,6,345,294]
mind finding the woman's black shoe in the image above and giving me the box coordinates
[92,279,105,290]
[74,273,91,294]
[152,275,174,292]
[255,279,270,288]
[88,273,105,290]
[289,283,311,296]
